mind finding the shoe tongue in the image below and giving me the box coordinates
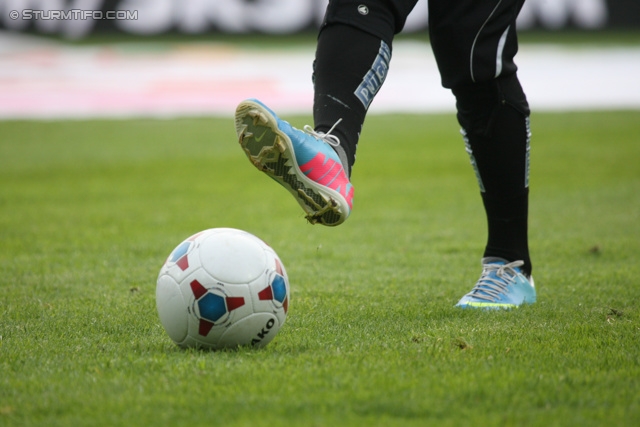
[481,257,525,277]
[482,257,509,265]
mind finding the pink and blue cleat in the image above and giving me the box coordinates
[456,258,537,309]
[235,99,353,226]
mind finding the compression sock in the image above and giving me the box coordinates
[312,23,392,177]
[454,77,532,275]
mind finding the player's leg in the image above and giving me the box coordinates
[428,0,536,308]
[235,0,418,226]
[312,0,419,177]
[311,23,391,178]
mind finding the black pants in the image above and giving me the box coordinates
[315,0,532,274]
[322,0,526,89]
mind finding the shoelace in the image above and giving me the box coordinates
[303,118,342,147]
[470,260,525,302]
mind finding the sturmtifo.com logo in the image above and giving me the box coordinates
[9,9,138,21]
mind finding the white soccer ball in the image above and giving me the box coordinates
[156,228,290,350]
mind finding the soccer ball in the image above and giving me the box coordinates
[156,228,290,350]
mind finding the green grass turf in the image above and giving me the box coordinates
[1,110,639,426]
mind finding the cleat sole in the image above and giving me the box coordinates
[235,100,347,226]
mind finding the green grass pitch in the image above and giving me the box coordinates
[1,110,639,426]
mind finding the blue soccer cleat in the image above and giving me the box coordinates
[456,258,536,309]
[234,99,353,226]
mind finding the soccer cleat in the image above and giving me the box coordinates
[234,98,353,226]
[455,257,536,309]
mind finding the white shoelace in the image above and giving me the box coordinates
[303,118,342,147]
[470,260,525,302]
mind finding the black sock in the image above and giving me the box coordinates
[313,24,391,176]
[454,80,532,275]
[482,190,531,275]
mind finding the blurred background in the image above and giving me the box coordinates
[1,0,638,38]
[0,0,638,119]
